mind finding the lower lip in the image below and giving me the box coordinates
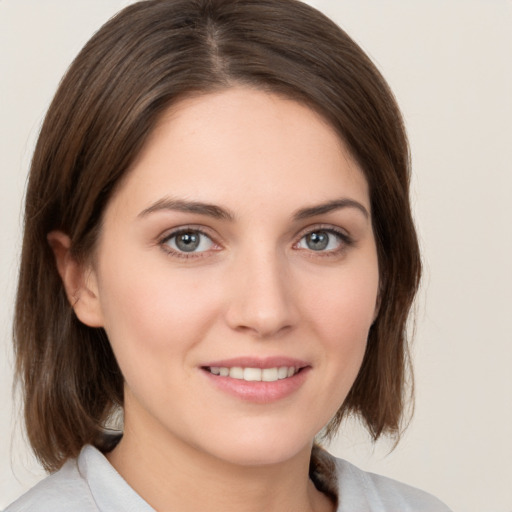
[201,368,310,403]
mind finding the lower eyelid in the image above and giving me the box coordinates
[158,226,353,259]
[159,228,219,255]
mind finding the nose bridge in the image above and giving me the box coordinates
[225,242,297,337]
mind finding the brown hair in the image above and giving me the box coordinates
[14,0,421,472]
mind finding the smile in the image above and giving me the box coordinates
[201,359,310,402]
[205,366,299,382]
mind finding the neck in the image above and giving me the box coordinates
[107,421,333,512]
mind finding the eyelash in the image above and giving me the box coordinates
[294,226,354,258]
[159,227,218,259]
[158,225,353,259]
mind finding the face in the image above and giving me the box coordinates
[81,87,379,466]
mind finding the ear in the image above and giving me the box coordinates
[47,231,104,328]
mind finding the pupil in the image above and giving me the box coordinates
[307,231,328,251]
[176,232,199,252]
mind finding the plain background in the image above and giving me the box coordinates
[1,1,511,510]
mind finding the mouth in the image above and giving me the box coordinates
[202,365,301,382]
[199,357,310,402]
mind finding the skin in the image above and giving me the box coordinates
[50,87,380,512]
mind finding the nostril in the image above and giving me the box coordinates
[232,322,293,339]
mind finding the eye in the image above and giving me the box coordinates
[163,229,215,254]
[296,229,346,252]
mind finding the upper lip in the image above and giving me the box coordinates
[201,356,310,369]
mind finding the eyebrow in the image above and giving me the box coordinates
[138,198,235,221]
[138,197,369,222]
[293,198,369,220]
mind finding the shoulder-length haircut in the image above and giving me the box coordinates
[14,0,421,472]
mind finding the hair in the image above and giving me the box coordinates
[14,0,421,472]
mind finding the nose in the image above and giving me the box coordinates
[224,247,298,339]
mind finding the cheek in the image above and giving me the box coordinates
[95,256,221,378]
[299,259,379,391]
[303,258,379,338]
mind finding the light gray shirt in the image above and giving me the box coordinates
[4,445,452,511]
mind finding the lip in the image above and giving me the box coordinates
[200,356,311,403]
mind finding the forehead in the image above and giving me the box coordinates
[110,86,370,218]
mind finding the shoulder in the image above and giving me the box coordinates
[4,458,97,512]
[333,456,453,512]
[4,444,154,512]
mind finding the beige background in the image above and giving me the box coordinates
[1,1,511,510]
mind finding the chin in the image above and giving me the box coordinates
[196,423,317,467]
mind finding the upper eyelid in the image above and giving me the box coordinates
[158,227,220,258]
[157,223,352,248]
[159,225,217,242]
[293,226,354,254]
[295,223,351,240]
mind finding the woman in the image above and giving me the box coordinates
[7,0,452,510]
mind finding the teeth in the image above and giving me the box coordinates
[262,367,278,382]
[208,366,298,382]
[278,366,288,379]
[243,368,261,381]
[230,367,244,379]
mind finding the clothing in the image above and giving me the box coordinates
[4,444,452,511]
